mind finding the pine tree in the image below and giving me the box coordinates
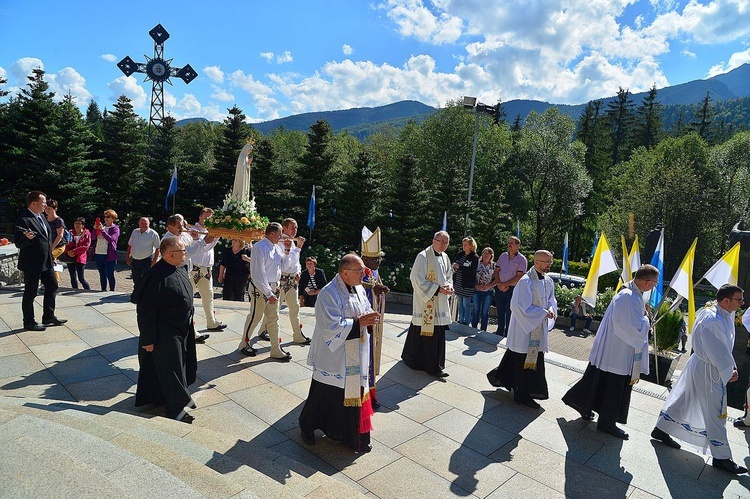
[298,120,338,243]
[605,87,636,165]
[212,105,250,202]
[691,92,714,144]
[98,95,147,218]
[635,84,663,149]
[144,115,179,216]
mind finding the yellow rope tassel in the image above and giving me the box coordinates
[523,362,537,370]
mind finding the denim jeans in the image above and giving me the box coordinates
[493,287,515,335]
[456,295,473,325]
[570,313,592,330]
[95,254,116,291]
[472,290,494,331]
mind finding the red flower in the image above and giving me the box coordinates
[364,268,373,278]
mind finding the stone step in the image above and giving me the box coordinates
[0,412,202,499]
[0,396,367,498]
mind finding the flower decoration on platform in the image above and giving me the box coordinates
[203,194,269,231]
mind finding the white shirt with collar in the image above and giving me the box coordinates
[190,222,219,268]
[128,228,161,260]
[251,237,283,298]
[278,242,302,275]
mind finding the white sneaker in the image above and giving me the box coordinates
[583,329,592,335]
[569,326,575,331]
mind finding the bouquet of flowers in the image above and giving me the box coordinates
[202,195,269,241]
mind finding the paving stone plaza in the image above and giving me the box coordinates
[1,288,749,498]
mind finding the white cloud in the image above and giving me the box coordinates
[210,84,234,102]
[101,54,117,62]
[342,44,354,55]
[708,48,750,77]
[228,70,281,120]
[47,67,93,104]
[164,90,227,122]
[276,51,293,64]
[681,49,696,59]
[380,0,463,44]
[260,52,274,62]
[203,65,224,83]
[9,57,44,86]
[0,66,6,82]
[107,75,148,108]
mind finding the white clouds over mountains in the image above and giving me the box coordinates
[3,0,750,123]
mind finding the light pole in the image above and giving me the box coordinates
[462,97,499,236]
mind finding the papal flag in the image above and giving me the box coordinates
[616,235,632,292]
[629,235,641,273]
[701,241,740,289]
[670,238,697,334]
[581,232,619,308]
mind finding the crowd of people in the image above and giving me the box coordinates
[12,191,750,473]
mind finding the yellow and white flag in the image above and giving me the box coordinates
[701,241,740,289]
[615,235,632,292]
[629,235,641,272]
[582,232,619,308]
[670,238,697,334]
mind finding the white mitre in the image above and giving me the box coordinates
[361,226,383,257]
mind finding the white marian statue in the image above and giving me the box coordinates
[230,139,254,205]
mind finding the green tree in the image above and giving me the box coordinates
[691,92,714,144]
[605,87,636,166]
[635,84,663,150]
[212,105,250,202]
[98,95,148,219]
[298,120,338,244]
[511,107,592,250]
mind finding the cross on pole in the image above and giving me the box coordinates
[117,24,197,141]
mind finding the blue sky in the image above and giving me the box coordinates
[2,0,750,123]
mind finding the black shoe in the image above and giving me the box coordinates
[433,371,449,378]
[372,400,381,411]
[259,330,270,341]
[295,335,312,345]
[517,399,541,410]
[42,317,67,326]
[355,444,372,454]
[651,427,681,449]
[206,323,227,331]
[712,458,748,474]
[24,323,46,331]
[579,411,595,421]
[270,351,292,362]
[597,424,629,439]
[301,430,316,445]
[240,346,257,357]
[734,419,750,429]
[194,334,209,344]
[178,413,194,424]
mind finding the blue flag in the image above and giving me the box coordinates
[516,218,520,238]
[307,185,316,231]
[441,211,447,231]
[562,232,569,274]
[165,166,177,211]
[649,228,665,307]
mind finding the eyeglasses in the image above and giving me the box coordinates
[104,216,113,219]
[729,297,745,303]
[343,267,365,274]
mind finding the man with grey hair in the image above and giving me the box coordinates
[126,217,160,289]
[401,231,454,378]
[488,250,556,409]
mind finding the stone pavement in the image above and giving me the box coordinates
[1,287,749,498]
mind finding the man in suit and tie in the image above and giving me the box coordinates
[14,190,67,331]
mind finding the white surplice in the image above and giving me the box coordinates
[307,273,372,389]
[505,271,557,355]
[656,304,737,459]
[588,280,650,376]
[410,248,453,327]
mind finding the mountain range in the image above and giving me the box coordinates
[177,63,750,136]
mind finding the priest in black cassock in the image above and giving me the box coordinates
[132,237,198,423]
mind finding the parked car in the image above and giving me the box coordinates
[548,272,586,288]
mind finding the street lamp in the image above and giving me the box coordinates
[462,97,499,236]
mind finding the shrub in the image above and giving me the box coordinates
[653,300,683,352]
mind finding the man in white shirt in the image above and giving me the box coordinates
[238,222,292,361]
[190,208,226,333]
[563,264,658,439]
[259,218,310,344]
[161,214,219,343]
[126,217,161,289]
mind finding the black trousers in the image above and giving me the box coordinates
[22,268,58,326]
[131,257,152,289]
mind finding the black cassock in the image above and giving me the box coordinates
[132,259,197,418]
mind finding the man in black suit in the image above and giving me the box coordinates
[14,190,67,331]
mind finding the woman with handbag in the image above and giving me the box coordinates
[65,217,92,290]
